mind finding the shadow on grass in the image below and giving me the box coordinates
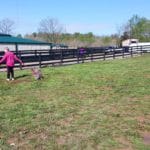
[15,74,30,80]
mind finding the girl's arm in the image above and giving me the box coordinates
[0,54,6,64]
[14,55,23,65]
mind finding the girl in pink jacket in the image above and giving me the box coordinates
[0,47,23,81]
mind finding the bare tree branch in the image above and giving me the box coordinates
[38,17,65,43]
[0,18,15,34]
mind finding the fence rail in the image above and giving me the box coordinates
[0,45,149,69]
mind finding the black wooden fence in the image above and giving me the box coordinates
[0,45,150,69]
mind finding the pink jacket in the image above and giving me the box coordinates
[0,51,23,67]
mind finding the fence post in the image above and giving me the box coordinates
[15,43,18,55]
[140,46,143,55]
[39,52,42,68]
[77,49,79,63]
[131,47,133,57]
[113,48,115,59]
[103,49,106,60]
[122,47,125,58]
[82,55,84,63]
[35,50,37,56]
[18,51,22,61]
[74,49,76,58]
[49,49,51,55]
[18,51,22,70]
[53,50,55,60]
[60,49,63,65]
[136,46,138,55]
[91,48,93,62]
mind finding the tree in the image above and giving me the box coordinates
[131,17,150,41]
[0,18,15,34]
[120,15,150,42]
[38,17,65,43]
[16,34,22,38]
[143,21,150,41]
[32,32,37,38]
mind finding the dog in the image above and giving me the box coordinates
[31,67,43,80]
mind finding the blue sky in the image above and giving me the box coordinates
[0,0,149,35]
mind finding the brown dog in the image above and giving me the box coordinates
[31,68,43,80]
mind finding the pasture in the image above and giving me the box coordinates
[0,54,150,149]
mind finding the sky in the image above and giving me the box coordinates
[0,0,150,36]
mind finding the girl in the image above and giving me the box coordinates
[0,47,23,81]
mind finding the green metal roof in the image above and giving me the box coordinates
[0,34,52,45]
[0,34,68,48]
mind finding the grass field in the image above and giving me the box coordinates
[0,54,150,150]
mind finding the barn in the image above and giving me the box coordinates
[0,33,53,53]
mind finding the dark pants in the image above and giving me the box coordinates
[7,66,14,79]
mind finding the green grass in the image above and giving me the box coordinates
[0,54,150,150]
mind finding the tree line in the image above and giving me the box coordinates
[0,15,149,47]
